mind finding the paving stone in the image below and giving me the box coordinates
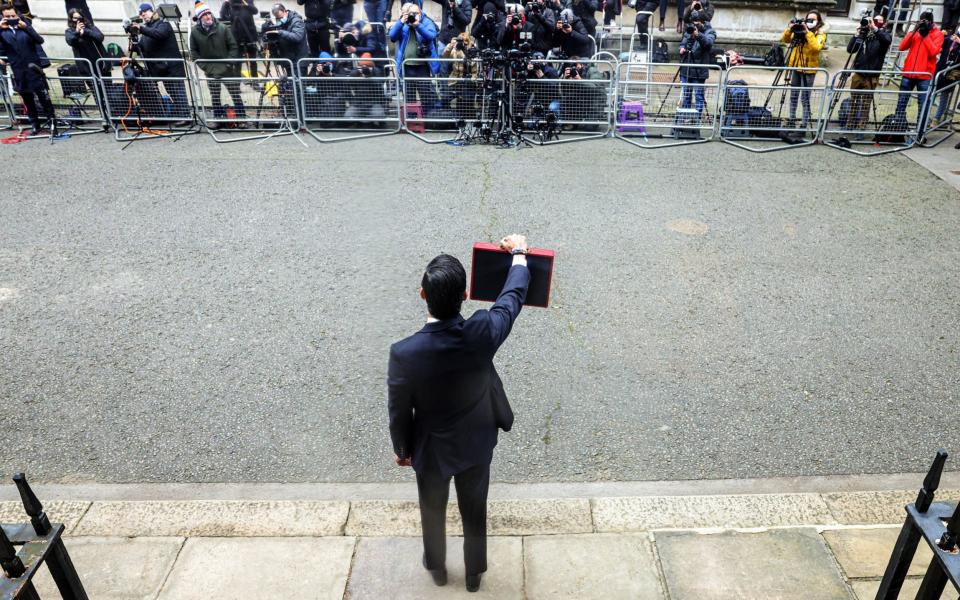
[850,578,954,599]
[524,534,666,600]
[655,528,850,600]
[0,501,90,534]
[157,537,355,600]
[72,500,349,536]
[31,537,183,600]
[823,491,960,525]
[345,536,523,599]
[822,527,934,579]
[345,499,591,536]
[592,494,836,531]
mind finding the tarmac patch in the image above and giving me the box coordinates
[667,219,709,236]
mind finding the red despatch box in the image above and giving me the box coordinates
[469,242,555,308]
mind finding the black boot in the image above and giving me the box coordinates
[422,554,447,586]
[465,573,482,592]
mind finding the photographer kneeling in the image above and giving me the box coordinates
[557,56,604,126]
[678,10,715,116]
[845,12,890,130]
[190,2,249,129]
[128,3,192,122]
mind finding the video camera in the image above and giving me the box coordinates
[789,17,805,33]
[122,15,143,34]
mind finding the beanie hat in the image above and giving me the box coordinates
[138,3,153,13]
[194,1,212,19]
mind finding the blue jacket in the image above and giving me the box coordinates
[678,23,716,81]
[388,264,530,477]
[388,15,440,75]
[0,20,47,93]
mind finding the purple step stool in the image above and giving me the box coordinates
[617,101,645,133]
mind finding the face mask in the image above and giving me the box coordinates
[805,19,816,27]
[278,16,287,24]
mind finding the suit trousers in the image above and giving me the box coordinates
[416,462,490,576]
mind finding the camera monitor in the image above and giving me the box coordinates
[157,3,182,18]
[469,242,554,308]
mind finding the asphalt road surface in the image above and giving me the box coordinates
[2,133,958,484]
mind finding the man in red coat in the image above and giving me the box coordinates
[895,10,944,130]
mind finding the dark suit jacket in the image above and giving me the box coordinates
[388,264,530,477]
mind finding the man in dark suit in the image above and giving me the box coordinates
[388,234,530,593]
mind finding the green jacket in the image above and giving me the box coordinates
[190,20,240,78]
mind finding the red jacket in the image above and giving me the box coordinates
[900,27,944,79]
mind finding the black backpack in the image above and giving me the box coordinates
[763,43,784,67]
[874,114,909,144]
[56,64,87,97]
[652,39,669,63]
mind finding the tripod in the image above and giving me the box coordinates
[255,62,307,146]
[466,57,530,147]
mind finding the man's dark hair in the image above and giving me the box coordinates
[421,254,467,320]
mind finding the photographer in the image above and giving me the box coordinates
[336,20,387,58]
[128,3,192,120]
[0,6,55,134]
[219,0,258,78]
[780,10,826,128]
[263,3,310,74]
[190,2,248,128]
[557,56,604,124]
[523,0,554,53]
[431,0,471,44]
[931,28,960,125]
[894,10,943,130]
[682,0,712,24]
[497,5,535,50]
[296,0,331,57]
[471,1,504,50]
[64,8,109,84]
[439,32,480,118]
[553,8,591,57]
[844,13,890,130]
[389,3,440,111]
[566,0,597,38]
[343,55,389,119]
[678,10,715,115]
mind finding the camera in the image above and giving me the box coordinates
[123,15,143,33]
[261,20,279,33]
[406,13,417,23]
[685,23,695,34]
[355,65,373,76]
[511,13,521,25]
[483,11,495,21]
[466,46,480,58]
[455,38,465,51]
[320,62,333,74]
[4,17,19,26]
[526,1,540,13]
[341,32,358,46]
[691,1,702,11]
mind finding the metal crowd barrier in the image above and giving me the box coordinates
[919,64,960,149]
[614,61,721,148]
[0,57,106,139]
[513,59,615,144]
[297,57,401,142]
[96,57,199,142]
[0,61,16,130]
[820,69,932,156]
[192,58,298,143]
[399,57,487,143]
[719,65,830,153]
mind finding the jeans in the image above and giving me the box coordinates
[207,78,246,119]
[788,71,815,126]
[934,86,957,122]
[331,3,354,28]
[895,76,931,131]
[679,75,705,114]
[363,0,388,23]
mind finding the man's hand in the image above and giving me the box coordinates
[499,233,528,253]
[394,454,412,467]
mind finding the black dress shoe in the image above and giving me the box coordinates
[422,555,447,586]
[465,574,482,592]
